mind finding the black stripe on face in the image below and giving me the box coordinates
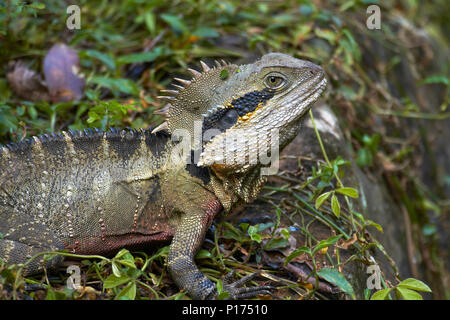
[230,88,275,117]
[201,88,275,143]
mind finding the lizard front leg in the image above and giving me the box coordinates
[167,199,221,299]
[167,199,273,299]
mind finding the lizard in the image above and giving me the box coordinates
[0,52,326,299]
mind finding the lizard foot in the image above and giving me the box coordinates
[221,270,274,299]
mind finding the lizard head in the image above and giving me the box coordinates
[158,52,327,174]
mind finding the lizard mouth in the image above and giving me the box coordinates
[284,75,327,121]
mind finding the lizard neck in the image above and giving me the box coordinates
[208,164,267,212]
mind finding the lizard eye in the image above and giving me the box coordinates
[264,74,286,90]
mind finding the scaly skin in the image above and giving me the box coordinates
[0,53,326,299]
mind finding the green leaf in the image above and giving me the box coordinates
[103,274,130,289]
[312,235,342,256]
[217,291,230,300]
[83,50,115,70]
[115,282,137,300]
[315,191,331,209]
[28,2,45,9]
[284,246,311,265]
[339,0,356,11]
[117,259,136,269]
[314,28,337,44]
[114,249,129,259]
[222,222,244,241]
[216,278,223,293]
[263,236,288,250]
[161,14,188,35]
[144,12,156,35]
[248,225,262,243]
[193,27,219,38]
[342,29,361,62]
[90,77,140,96]
[220,69,229,80]
[397,278,432,292]
[370,288,392,300]
[117,47,164,64]
[331,193,341,217]
[357,148,373,166]
[317,268,355,298]
[366,219,384,233]
[45,288,57,300]
[112,262,122,277]
[195,249,212,259]
[418,76,448,86]
[216,279,230,300]
[395,287,423,300]
[335,187,359,198]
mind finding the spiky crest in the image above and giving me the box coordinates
[156,60,240,143]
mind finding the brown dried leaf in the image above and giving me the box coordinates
[6,61,50,101]
[43,43,85,102]
[337,233,358,249]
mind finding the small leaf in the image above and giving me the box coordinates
[220,69,229,80]
[90,77,140,96]
[45,288,57,300]
[28,2,45,9]
[103,274,130,289]
[216,279,230,299]
[284,246,311,265]
[144,12,156,34]
[222,222,244,241]
[331,194,341,217]
[83,50,115,70]
[312,235,342,256]
[315,191,331,209]
[366,219,383,233]
[117,47,164,64]
[263,237,288,250]
[217,291,230,300]
[317,268,355,298]
[114,249,129,259]
[192,27,219,38]
[335,187,359,198]
[314,28,336,44]
[248,225,262,243]
[216,279,223,293]
[370,288,392,300]
[117,259,136,269]
[395,287,423,300]
[195,249,212,259]
[112,262,122,277]
[161,14,188,35]
[417,76,448,86]
[397,278,432,292]
[115,282,137,300]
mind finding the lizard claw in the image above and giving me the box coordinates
[221,270,275,299]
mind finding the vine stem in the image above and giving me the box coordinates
[308,109,357,230]
[13,251,111,299]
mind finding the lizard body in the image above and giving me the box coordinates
[0,53,326,299]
